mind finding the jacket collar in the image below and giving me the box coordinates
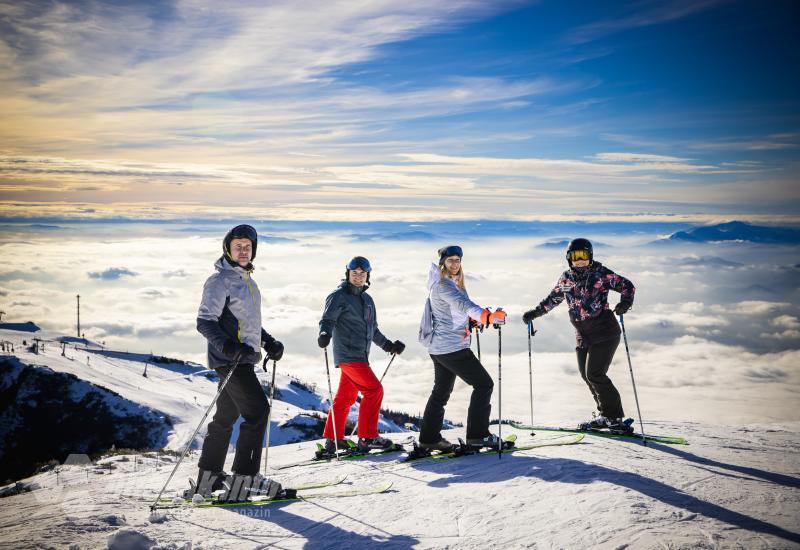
[569,261,601,280]
[340,280,368,295]
[215,256,254,275]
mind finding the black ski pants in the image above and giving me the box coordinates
[419,348,494,443]
[198,364,269,476]
[576,335,624,419]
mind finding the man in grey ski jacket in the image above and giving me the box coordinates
[193,224,284,500]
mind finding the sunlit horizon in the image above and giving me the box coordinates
[1,2,798,220]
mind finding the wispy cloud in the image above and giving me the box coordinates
[564,0,723,44]
[0,155,311,190]
[687,133,800,152]
[0,1,796,220]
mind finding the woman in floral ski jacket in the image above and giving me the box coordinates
[523,238,635,432]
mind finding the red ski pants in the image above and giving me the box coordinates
[323,362,383,439]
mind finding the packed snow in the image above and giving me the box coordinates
[0,422,798,548]
[0,327,799,548]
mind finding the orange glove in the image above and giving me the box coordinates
[479,308,492,328]
[490,308,506,326]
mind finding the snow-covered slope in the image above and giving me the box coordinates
[1,327,798,548]
[0,422,798,548]
[0,328,405,474]
[0,355,172,482]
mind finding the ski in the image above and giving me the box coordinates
[293,473,349,491]
[154,481,393,509]
[273,433,583,473]
[400,433,584,464]
[274,437,413,471]
[159,473,349,504]
[403,434,517,461]
[509,422,688,445]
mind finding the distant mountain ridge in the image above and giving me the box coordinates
[663,221,800,244]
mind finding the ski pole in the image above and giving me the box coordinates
[263,359,277,474]
[527,321,536,436]
[323,347,341,460]
[150,364,238,510]
[349,353,396,438]
[619,314,647,446]
[496,322,502,458]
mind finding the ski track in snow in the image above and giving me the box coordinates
[1,330,799,548]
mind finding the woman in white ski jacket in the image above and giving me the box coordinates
[417,245,506,451]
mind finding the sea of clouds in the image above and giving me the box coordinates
[2,220,798,427]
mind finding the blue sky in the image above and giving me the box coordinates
[0,0,798,220]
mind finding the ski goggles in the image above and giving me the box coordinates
[346,256,372,272]
[438,245,463,260]
[567,249,591,262]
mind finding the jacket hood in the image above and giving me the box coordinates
[427,263,441,291]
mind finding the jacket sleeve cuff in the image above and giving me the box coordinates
[467,305,485,320]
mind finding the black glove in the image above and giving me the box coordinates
[264,339,284,361]
[390,340,405,355]
[318,332,331,348]
[614,301,632,315]
[522,308,544,325]
[222,340,258,364]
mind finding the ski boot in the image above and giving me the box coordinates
[578,413,610,431]
[417,438,454,452]
[466,433,505,450]
[404,437,454,461]
[183,469,229,499]
[607,417,635,434]
[315,438,356,459]
[579,414,635,434]
[221,473,282,502]
[356,435,395,453]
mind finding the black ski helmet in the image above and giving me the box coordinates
[566,238,593,265]
[437,245,463,266]
[223,224,258,262]
[345,256,371,284]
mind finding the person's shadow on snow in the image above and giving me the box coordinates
[407,451,800,545]
[194,498,418,549]
[646,441,800,489]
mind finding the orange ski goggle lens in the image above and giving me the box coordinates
[568,249,591,261]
